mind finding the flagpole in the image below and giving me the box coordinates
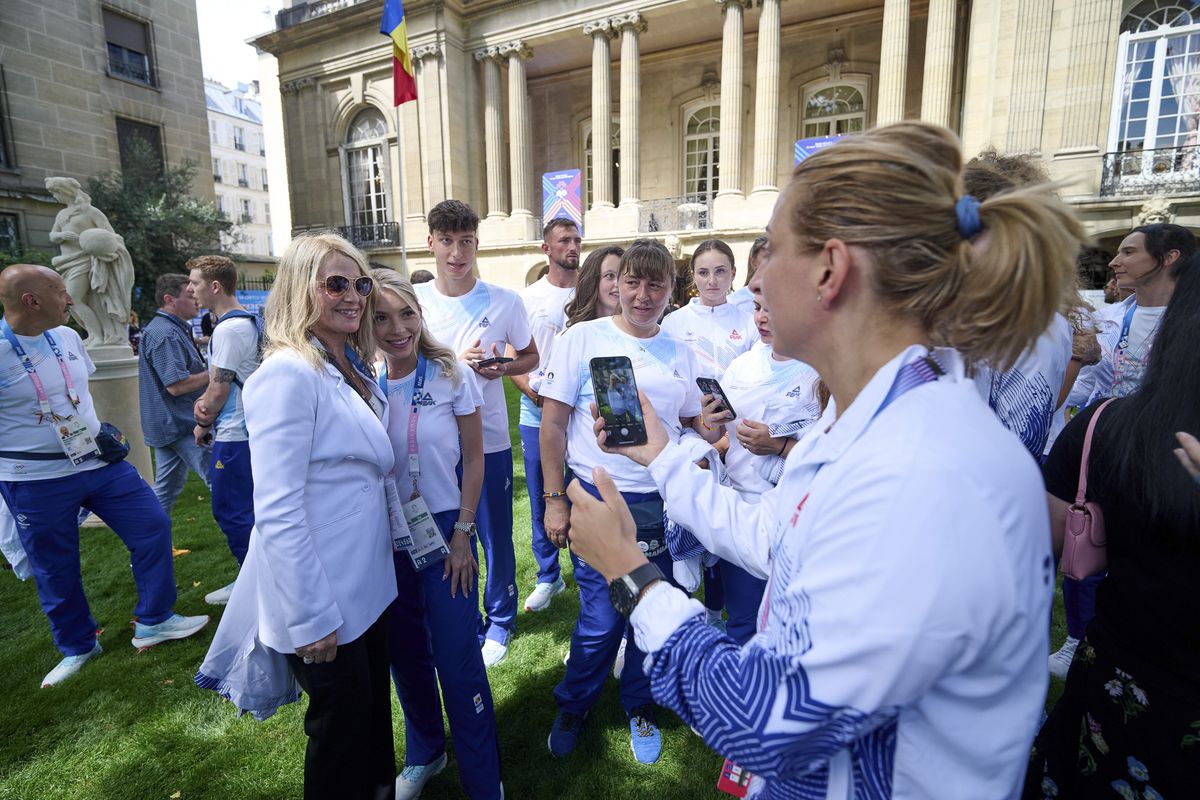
[394,104,408,275]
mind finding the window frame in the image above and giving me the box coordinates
[338,107,393,232]
[0,66,16,172]
[114,116,164,175]
[681,100,721,204]
[799,77,869,139]
[101,7,156,88]
[582,115,620,209]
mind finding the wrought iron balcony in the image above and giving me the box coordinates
[277,0,365,30]
[338,221,400,250]
[1100,144,1200,197]
[640,196,712,233]
[238,178,249,187]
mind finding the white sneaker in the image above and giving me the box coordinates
[523,576,566,612]
[395,752,447,800]
[481,638,508,668]
[612,636,627,679]
[131,613,210,649]
[41,641,102,687]
[203,581,236,606]
[1048,636,1079,680]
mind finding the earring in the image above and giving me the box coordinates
[816,292,823,302]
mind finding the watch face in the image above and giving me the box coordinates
[609,578,635,617]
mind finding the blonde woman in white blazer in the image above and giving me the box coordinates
[242,233,398,799]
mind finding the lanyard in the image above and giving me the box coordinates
[379,355,428,494]
[1116,302,1137,352]
[1,319,81,419]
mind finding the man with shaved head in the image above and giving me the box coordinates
[0,265,208,688]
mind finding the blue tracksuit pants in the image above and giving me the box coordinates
[719,559,768,646]
[208,440,253,565]
[0,461,175,656]
[553,481,678,716]
[519,423,561,585]
[387,509,502,799]
[471,449,517,642]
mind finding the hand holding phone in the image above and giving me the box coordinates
[696,377,737,420]
[475,356,514,368]
[589,356,648,446]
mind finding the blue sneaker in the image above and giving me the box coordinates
[131,613,209,649]
[547,709,586,757]
[394,751,447,800]
[628,705,663,764]
[41,641,101,687]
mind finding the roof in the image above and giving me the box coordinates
[205,81,263,125]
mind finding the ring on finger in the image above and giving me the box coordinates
[302,655,314,664]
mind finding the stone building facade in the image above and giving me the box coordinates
[0,0,214,257]
[255,0,1200,290]
[207,79,275,258]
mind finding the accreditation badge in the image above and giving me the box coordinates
[384,477,414,552]
[402,493,449,571]
[56,417,101,466]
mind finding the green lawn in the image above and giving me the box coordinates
[0,383,1067,799]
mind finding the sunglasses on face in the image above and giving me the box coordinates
[317,275,374,297]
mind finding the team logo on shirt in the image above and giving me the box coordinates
[478,316,491,329]
[672,369,684,380]
[786,386,805,398]
[67,352,79,361]
[729,329,743,341]
[413,391,436,407]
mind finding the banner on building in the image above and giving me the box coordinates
[793,136,843,165]
[542,169,583,236]
[236,290,269,317]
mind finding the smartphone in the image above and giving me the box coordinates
[589,356,648,446]
[696,377,737,419]
[475,356,514,368]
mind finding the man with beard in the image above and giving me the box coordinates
[512,218,580,613]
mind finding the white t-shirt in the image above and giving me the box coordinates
[728,286,756,315]
[720,344,820,499]
[381,358,482,515]
[1111,304,1165,398]
[540,316,702,493]
[415,280,532,454]
[0,325,104,481]
[659,298,758,380]
[209,314,261,442]
[518,276,575,429]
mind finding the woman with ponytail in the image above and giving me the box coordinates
[564,122,1085,797]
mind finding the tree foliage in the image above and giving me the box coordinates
[85,138,233,320]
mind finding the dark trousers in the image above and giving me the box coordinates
[286,614,396,800]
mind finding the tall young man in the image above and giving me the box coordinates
[511,218,580,613]
[189,256,261,606]
[137,273,210,515]
[414,200,538,667]
[0,265,208,687]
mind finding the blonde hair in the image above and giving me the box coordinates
[263,232,379,372]
[371,267,460,384]
[783,122,1085,369]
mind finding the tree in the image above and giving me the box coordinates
[86,138,234,320]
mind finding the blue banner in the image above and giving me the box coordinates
[793,136,843,165]
[236,290,269,317]
[542,169,583,236]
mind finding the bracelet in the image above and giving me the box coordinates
[543,490,567,499]
[777,438,788,456]
[459,506,475,516]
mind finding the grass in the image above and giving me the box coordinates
[0,383,1068,799]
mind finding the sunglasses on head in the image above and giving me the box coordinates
[317,275,374,297]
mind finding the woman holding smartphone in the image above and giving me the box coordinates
[565,122,1085,797]
[371,269,501,800]
[538,239,718,765]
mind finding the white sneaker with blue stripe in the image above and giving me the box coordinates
[395,751,447,800]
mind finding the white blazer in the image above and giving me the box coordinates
[242,348,397,655]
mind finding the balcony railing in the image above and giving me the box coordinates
[213,174,222,183]
[640,196,712,233]
[238,178,249,187]
[106,45,153,86]
[1100,144,1200,197]
[338,221,400,250]
[277,0,364,30]
[234,141,246,152]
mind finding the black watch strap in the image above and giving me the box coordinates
[609,562,664,617]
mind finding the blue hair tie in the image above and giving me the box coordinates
[955,195,983,239]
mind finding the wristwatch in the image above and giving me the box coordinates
[609,562,664,617]
[452,521,478,538]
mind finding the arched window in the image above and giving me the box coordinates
[683,104,720,203]
[801,82,867,138]
[343,107,390,230]
[1106,1,1200,191]
[583,117,620,208]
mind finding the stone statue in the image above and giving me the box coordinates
[45,177,134,347]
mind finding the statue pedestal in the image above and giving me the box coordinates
[87,344,153,483]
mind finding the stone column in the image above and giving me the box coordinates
[751,0,781,194]
[410,43,442,215]
[474,47,508,221]
[716,0,750,200]
[584,19,615,211]
[920,0,955,127]
[876,0,910,125]
[615,12,646,209]
[500,40,537,239]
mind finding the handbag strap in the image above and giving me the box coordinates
[1075,399,1116,504]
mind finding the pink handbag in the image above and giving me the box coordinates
[1059,399,1114,581]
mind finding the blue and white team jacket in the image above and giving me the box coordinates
[633,347,1053,799]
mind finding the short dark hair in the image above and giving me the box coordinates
[409,269,434,284]
[186,255,237,295]
[543,217,579,241]
[155,273,190,307]
[619,239,675,285]
[1132,223,1197,278]
[427,200,479,235]
[746,235,769,284]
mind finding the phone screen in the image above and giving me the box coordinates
[696,377,736,419]
[589,356,648,446]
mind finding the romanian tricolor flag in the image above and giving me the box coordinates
[381,0,417,106]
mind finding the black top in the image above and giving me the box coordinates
[1044,400,1200,691]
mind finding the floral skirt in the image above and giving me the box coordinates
[1024,636,1200,799]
